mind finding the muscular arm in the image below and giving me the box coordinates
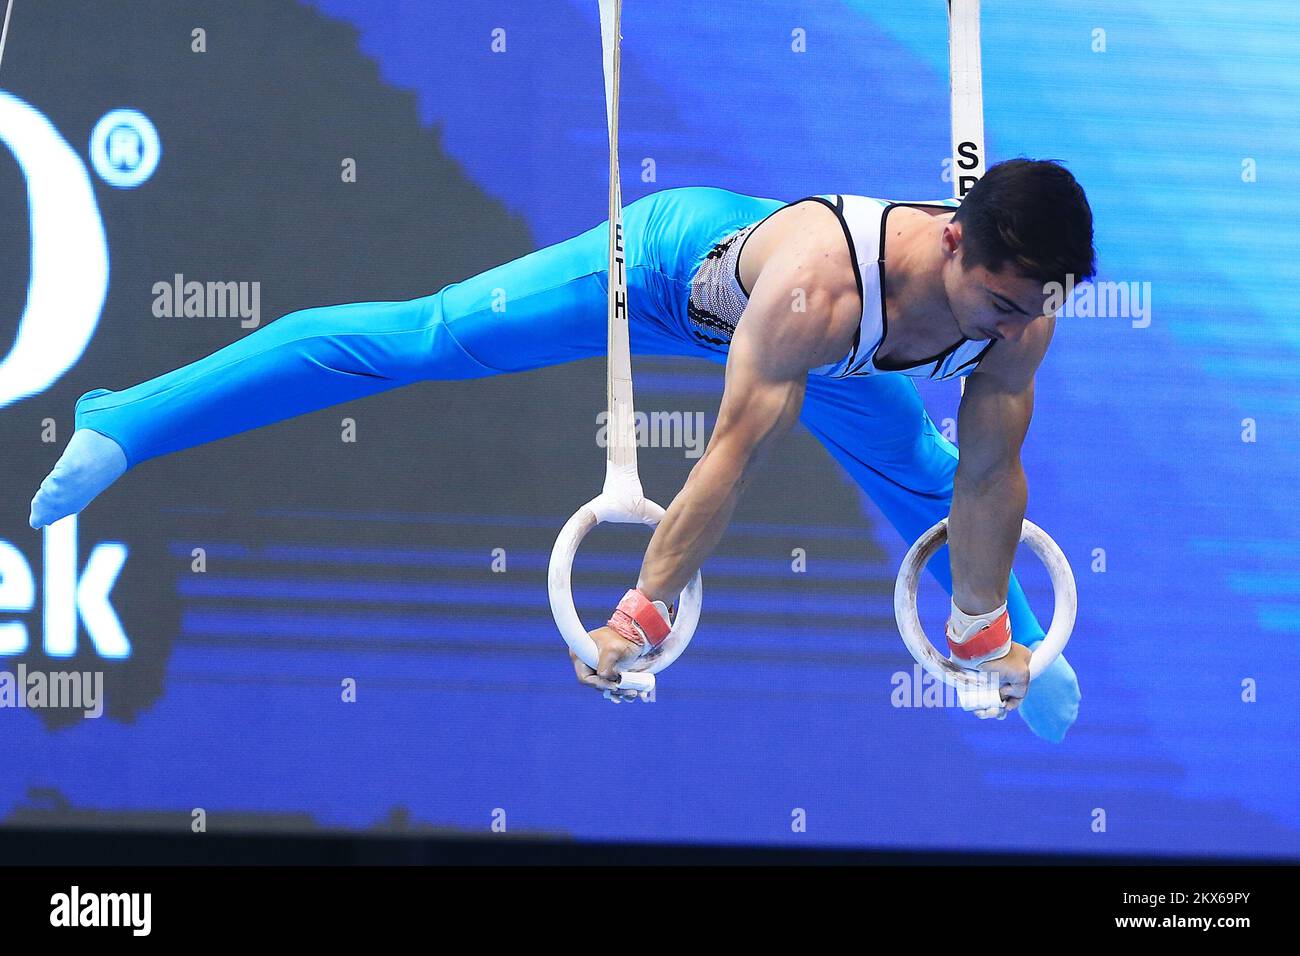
[636,330,803,602]
[948,316,1053,614]
[635,237,857,604]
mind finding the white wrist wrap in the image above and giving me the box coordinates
[946,599,1012,668]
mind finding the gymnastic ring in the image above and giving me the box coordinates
[549,494,703,684]
[893,518,1076,689]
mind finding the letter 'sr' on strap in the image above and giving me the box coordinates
[949,0,984,400]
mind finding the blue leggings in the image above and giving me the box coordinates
[75,186,1077,733]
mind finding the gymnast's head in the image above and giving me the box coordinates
[941,158,1096,344]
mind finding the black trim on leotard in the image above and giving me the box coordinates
[866,201,987,380]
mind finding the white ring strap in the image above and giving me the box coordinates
[548,0,703,685]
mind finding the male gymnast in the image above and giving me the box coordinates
[29,158,1094,741]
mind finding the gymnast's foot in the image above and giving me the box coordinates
[29,429,128,529]
[1017,643,1082,743]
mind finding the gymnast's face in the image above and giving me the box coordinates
[940,222,1050,344]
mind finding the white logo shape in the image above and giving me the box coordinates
[0,92,109,410]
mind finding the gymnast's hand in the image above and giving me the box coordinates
[570,626,642,700]
[975,641,1031,713]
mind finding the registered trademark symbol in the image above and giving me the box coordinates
[89,108,161,188]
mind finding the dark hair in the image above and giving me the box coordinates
[952,158,1096,284]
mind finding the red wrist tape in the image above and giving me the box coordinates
[607,588,671,648]
[946,609,1011,664]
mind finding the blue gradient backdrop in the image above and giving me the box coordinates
[2,1,1296,857]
